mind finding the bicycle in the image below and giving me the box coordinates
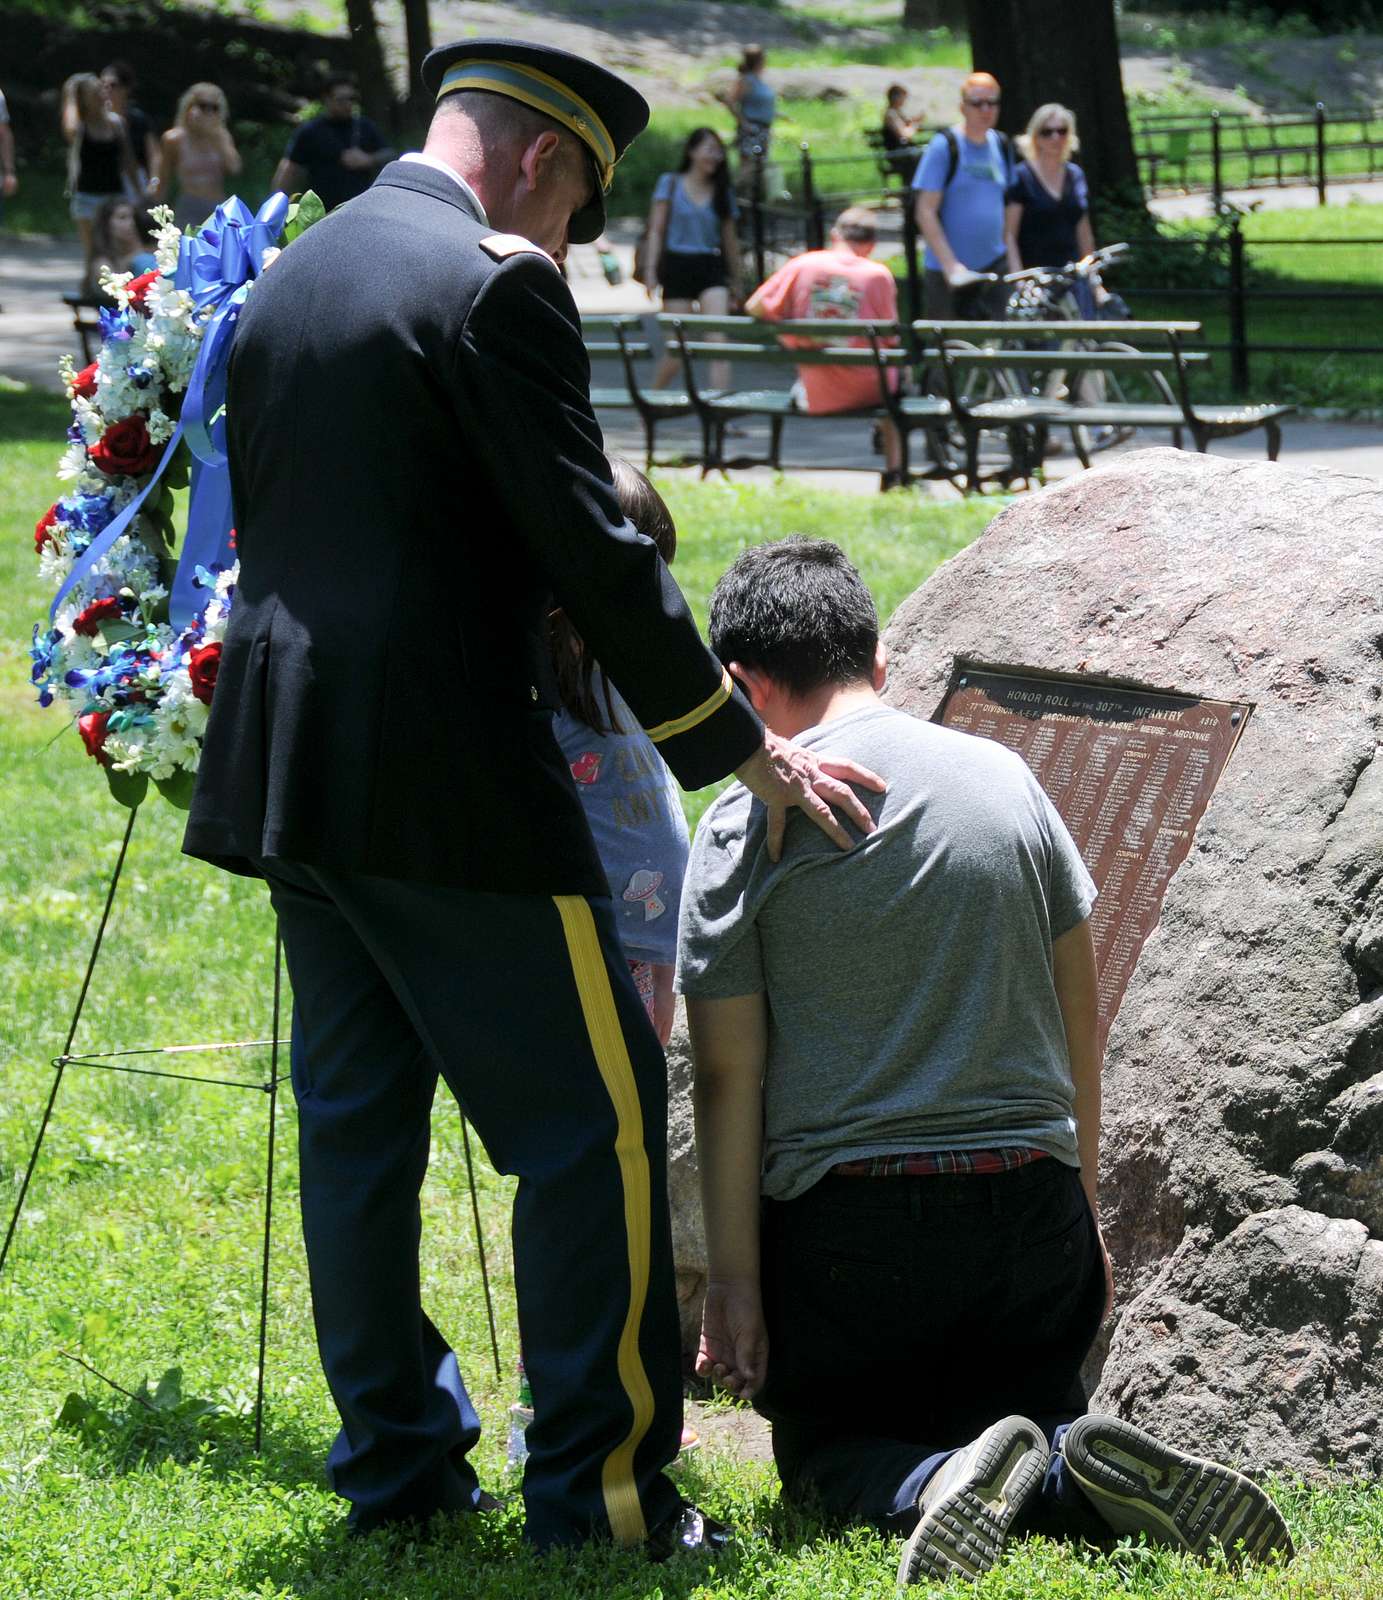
[1000,244,1157,458]
[922,243,1146,486]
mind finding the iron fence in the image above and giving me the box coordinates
[736,172,1383,401]
[1132,104,1383,204]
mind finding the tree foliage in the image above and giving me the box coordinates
[966,0,1142,204]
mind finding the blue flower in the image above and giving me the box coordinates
[126,363,154,389]
[61,493,116,538]
[29,625,60,706]
[98,307,134,343]
[67,422,85,443]
[61,641,160,706]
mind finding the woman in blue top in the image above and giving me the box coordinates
[717,44,776,172]
[1003,103,1110,318]
[646,127,741,389]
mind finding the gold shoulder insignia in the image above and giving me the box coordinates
[480,233,555,267]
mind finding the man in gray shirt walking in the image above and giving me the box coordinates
[679,537,1293,1586]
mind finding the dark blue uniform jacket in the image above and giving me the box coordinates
[183,160,761,894]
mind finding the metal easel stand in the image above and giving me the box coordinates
[0,804,501,1454]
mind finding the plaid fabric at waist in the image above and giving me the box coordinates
[831,1147,1051,1178]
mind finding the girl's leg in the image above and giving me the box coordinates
[698,285,732,391]
[652,296,692,389]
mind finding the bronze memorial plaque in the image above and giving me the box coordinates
[935,664,1252,1043]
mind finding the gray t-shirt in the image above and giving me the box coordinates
[677,703,1096,1201]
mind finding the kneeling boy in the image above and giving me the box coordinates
[679,537,1293,1585]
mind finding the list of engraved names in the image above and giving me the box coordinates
[937,668,1249,1042]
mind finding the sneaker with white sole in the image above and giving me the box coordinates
[1060,1414,1294,1567]
[896,1415,1049,1586]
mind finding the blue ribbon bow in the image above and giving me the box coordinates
[50,192,290,633]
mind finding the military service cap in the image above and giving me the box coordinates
[422,38,650,243]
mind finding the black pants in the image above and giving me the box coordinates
[924,253,1010,322]
[259,859,683,1550]
[755,1159,1108,1537]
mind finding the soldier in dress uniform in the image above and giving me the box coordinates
[183,38,881,1557]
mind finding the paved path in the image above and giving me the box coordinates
[6,224,1380,498]
[1147,179,1383,221]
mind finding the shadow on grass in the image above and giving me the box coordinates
[234,1464,839,1600]
[0,384,71,439]
[59,1388,329,1495]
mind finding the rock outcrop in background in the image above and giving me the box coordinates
[668,449,1383,1472]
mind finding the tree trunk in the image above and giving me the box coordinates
[902,0,968,27]
[966,0,1142,205]
[343,0,394,131]
[401,0,432,125]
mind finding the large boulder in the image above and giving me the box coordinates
[878,447,1383,1475]
[665,449,1383,1474]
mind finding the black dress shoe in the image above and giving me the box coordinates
[347,1486,503,1538]
[646,1501,731,1562]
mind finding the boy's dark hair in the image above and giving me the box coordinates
[103,60,137,90]
[323,74,358,98]
[709,537,878,698]
[551,457,677,734]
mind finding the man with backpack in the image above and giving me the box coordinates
[911,72,1020,320]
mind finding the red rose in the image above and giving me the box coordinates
[77,711,112,767]
[35,504,60,553]
[72,596,123,637]
[188,641,222,704]
[126,270,159,310]
[71,362,100,399]
[89,414,160,479]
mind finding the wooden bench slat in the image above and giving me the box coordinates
[944,349,1209,369]
[913,319,1203,337]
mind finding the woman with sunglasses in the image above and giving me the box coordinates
[156,82,242,230]
[1004,104,1108,317]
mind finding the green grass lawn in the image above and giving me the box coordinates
[1119,203,1383,409]
[2,384,1381,1596]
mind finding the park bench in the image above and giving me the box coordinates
[660,312,951,486]
[1140,127,1193,192]
[863,126,921,188]
[915,320,1293,492]
[61,291,105,364]
[581,314,699,468]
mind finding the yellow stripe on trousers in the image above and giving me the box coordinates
[552,895,653,1546]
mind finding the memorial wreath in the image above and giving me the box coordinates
[26,191,323,809]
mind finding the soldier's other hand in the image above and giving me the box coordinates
[736,729,885,862]
[340,146,372,172]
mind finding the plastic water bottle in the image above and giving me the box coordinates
[507,1358,534,1472]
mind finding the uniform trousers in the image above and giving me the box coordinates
[258,858,685,1550]
[755,1158,1109,1540]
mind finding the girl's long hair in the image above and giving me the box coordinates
[551,458,678,734]
[676,126,734,221]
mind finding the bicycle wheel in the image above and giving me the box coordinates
[1072,339,1143,460]
[924,339,1028,492]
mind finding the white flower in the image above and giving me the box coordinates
[38,543,75,589]
[103,731,150,774]
[57,441,89,481]
[146,409,176,445]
